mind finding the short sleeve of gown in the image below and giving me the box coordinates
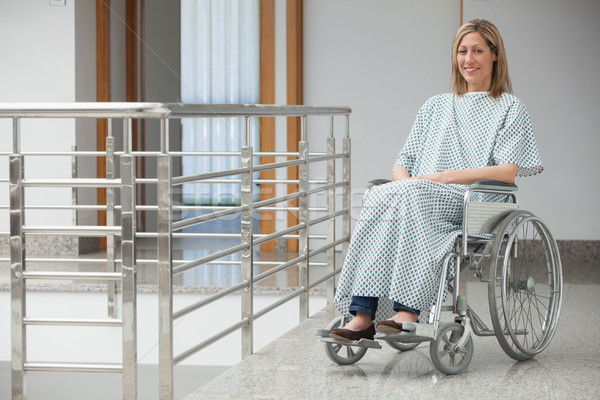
[394,100,428,175]
[493,99,543,177]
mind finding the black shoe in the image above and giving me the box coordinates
[328,323,375,341]
[376,320,405,333]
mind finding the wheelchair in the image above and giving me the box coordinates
[315,179,563,375]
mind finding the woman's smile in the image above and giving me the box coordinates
[457,31,497,92]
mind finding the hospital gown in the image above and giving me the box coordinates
[334,92,543,322]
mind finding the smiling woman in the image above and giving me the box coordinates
[329,18,543,340]
[451,19,512,99]
[457,32,497,92]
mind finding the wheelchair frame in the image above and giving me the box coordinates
[316,179,563,374]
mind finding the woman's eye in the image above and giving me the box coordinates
[458,50,467,54]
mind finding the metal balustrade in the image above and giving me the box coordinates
[0,103,351,400]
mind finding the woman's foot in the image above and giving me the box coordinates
[376,310,418,333]
[328,312,375,341]
[341,311,372,331]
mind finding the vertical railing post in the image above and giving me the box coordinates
[342,115,351,255]
[326,117,336,305]
[10,117,26,400]
[298,115,309,321]
[158,117,174,399]
[106,119,117,317]
[241,117,254,358]
[71,145,77,226]
[121,118,137,400]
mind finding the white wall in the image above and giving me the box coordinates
[304,0,600,240]
[0,0,78,230]
[142,0,182,232]
[462,0,600,239]
[1,0,597,240]
[0,0,76,102]
[75,0,99,227]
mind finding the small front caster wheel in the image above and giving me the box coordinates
[429,323,474,375]
[324,316,368,365]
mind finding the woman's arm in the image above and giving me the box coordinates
[392,165,411,181]
[417,163,518,185]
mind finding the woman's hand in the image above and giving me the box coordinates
[392,165,411,181]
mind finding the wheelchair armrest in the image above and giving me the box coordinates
[366,179,518,192]
[366,179,391,189]
[472,180,518,192]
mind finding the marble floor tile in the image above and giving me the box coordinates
[190,282,600,400]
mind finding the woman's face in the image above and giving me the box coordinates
[457,32,497,92]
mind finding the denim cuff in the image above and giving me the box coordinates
[348,296,379,320]
[348,304,376,320]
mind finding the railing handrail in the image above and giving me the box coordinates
[5,102,351,400]
[165,103,351,117]
[0,102,170,118]
[0,102,351,119]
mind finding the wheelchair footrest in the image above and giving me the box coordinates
[314,328,331,338]
[374,323,436,343]
[320,337,382,349]
[399,322,417,332]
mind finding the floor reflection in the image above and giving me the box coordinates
[380,346,438,379]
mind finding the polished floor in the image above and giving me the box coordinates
[0,235,329,400]
[190,280,600,400]
[1,237,599,399]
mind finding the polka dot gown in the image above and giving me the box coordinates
[334,92,543,322]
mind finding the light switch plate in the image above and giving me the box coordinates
[50,0,66,6]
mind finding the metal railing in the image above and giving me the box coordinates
[1,103,352,400]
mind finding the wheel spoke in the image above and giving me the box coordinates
[442,335,452,348]
[522,293,533,349]
[448,352,456,366]
[531,294,545,339]
[346,346,355,358]
[439,348,452,358]
[533,293,551,316]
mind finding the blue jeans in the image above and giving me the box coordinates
[348,296,420,320]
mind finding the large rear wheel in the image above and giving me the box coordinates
[488,210,562,361]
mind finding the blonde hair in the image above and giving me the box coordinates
[451,19,512,98]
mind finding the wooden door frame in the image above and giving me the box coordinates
[259,0,276,251]
[126,0,146,231]
[96,0,110,246]
[286,0,303,252]
[97,0,145,240]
